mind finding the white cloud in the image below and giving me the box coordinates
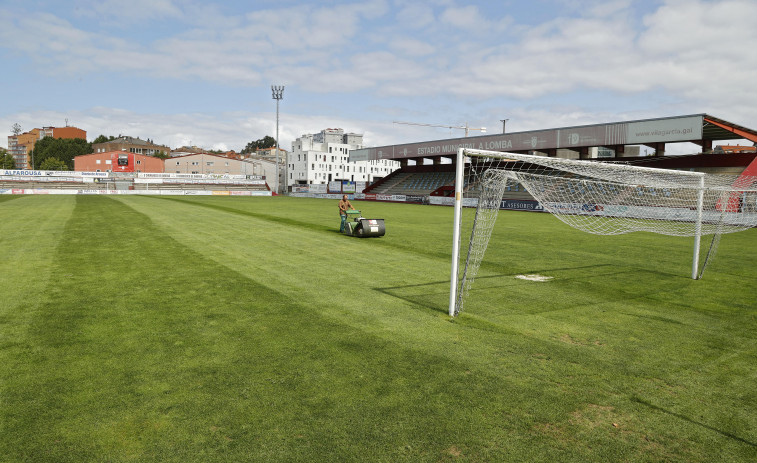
[0,107,414,152]
[389,37,436,57]
[73,0,184,22]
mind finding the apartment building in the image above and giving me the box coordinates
[288,128,399,187]
[7,125,87,169]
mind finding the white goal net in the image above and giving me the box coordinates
[450,148,757,316]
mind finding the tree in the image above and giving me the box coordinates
[241,135,276,154]
[30,137,92,170]
[152,151,169,160]
[0,148,15,169]
[92,134,116,144]
[40,157,67,171]
[11,123,21,136]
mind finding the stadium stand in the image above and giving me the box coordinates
[365,167,457,196]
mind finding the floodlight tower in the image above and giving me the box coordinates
[271,85,285,194]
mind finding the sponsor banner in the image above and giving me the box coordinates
[540,202,756,225]
[364,193,377,200]
[212,191,231,195]
[390,194,406,202]
[356,181,367,193]
[427,196,479,207]
[342,181,356,193]
[1,170,43,176]
[354,193,365,200]
[309,184,327,193]
[500,199,543,211]
[135,177,265,185]
[0,169,106,178]
[405,195,426,203]
[429,196,453,206]
[328,181,341,193]
[43,189,78,195]
[139,172,204,179]
[376,194,392,201]
[138,172,260,180]
[76,189,108,194]
[0,189,9,194]
[291,185,309,193]
[314,193,343,200]
[0,188,273,197]
[0,175,84,182]
[80,171,109,177]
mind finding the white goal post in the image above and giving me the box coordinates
[449,148,757,317]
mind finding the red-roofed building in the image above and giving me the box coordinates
[74,151,164,173]
[714,144,757,154]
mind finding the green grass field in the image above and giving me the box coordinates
[1,194,755,462]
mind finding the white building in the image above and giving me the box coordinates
[165,153,270,177]
[288,128,399,187]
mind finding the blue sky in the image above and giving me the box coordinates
[1,0,756,153]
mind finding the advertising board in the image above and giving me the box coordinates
[328,181,342,193]
[342,181,356,193]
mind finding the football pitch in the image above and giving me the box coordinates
[1,194,755,462]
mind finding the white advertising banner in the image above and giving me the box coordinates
[328,181,342,193]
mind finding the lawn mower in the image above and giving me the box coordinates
[343,209,385,238]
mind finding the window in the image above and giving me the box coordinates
[96,159,101,164]
[207,162,214,166]
[136,160,141,165]
[105,160,112,165]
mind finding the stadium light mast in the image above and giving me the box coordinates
[271,85,285,194]
[500,119,509,134]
